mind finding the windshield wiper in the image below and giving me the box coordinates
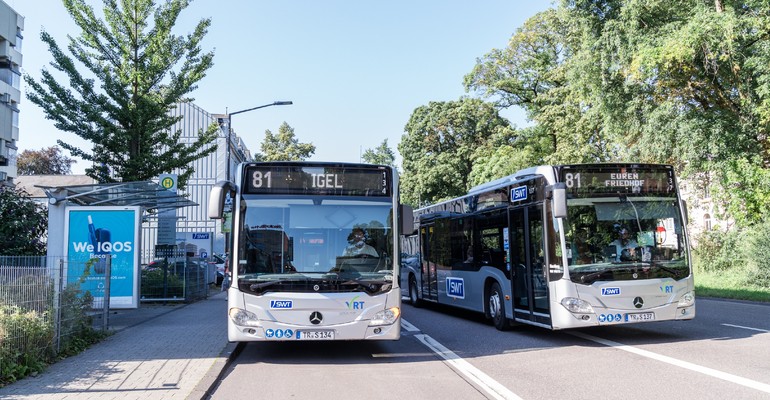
[649,262,681,278]
[578,266,638,284]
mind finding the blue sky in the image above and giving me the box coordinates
[8,0,552,174]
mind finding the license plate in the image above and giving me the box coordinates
[625,312,655,322]
[296,330,335,340]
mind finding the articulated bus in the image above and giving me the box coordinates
[400,163,695,330]
[209,161,413,341]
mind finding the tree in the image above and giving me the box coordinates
[260,122,315,161]
[464,8,618,165]
[24,0,217,189]
[0,187,47,255]
[17,146,76,175]
[398,98,512,206]
[361,139,396,167]
[557,0,770,226]
[465,1,770,226]
[468,125,550,187]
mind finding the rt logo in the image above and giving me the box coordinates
[346,296,364,310]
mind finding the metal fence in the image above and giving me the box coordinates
[0,256,86,366]
[0,255,211,370]
[140,256,211,302]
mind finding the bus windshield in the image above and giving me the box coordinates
[235,196,394,285]
[563,196,689,284]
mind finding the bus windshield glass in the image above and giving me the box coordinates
[563,196,689,284]
[235,196,394,287]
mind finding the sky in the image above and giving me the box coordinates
[7,0,553,174]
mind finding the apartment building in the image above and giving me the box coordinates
[0,0,23,185]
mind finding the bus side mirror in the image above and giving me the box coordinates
[208,181,236,219]
[549,183,567,219]
[399,204,414,235]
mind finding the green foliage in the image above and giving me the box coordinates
[23,0,217,189]
[693,222,770,290]
[0,187,48,256]
[469,125,550,186]
[57,288,105,357]
[16,146,76,175]
[398,98,512,206]
[141,269,184,298]
[260,122,316,161]
[0,305,52,385]
[361,139,396,167]
[0,272,105,386]
[458,0,770,227]
[693,229,745,272]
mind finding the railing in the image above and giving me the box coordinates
[0,254,211,374]
[140,256,210,302]
[0,256,91,364]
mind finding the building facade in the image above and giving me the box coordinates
[139,101,251,263]
[0,0,23,185]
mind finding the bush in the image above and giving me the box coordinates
[743,221,770,289]
[694,223,770,291]
[0,274,106,386]
[0,305,53,385]
[141,269,184,298]
[58,287,106,357]
[693,229,746,272]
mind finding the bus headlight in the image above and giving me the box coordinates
[369,307,400,326]
[677,291,695,307]
[561,297,595,314]
[229,308,261,327]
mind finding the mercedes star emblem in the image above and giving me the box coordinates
[633,296,644,308]
[313,284,320,292]
[309,311,323,325]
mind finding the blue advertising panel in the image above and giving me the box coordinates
[64,207,141,309]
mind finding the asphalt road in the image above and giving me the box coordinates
[209,298,770,400]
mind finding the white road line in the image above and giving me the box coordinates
[721,323,769,333]
[400,319,420,332]
[414,333,523,400]
[570,331,770,395]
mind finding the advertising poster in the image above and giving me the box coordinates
[64,207,141,309]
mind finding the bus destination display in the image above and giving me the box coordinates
[244,165,390,196]
[559,165,675,196]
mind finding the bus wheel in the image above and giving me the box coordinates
[409,275,421,307]
[488,282,509,331]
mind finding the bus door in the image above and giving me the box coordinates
[420,225,439,301]
[509,204,551,326]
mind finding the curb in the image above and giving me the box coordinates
[191,341,245,400]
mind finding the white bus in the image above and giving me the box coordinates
[210,161,413,341]
[401,163,695,330]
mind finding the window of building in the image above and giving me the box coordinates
[703,213,712,231]
[15,28,23,51]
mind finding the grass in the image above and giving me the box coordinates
[694,268,770,303]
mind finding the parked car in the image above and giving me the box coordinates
[143,258,207,278]
[207,254,227,285]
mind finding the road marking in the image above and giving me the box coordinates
[401,319,420,332]
[411,331,522,400]
[570,331,770,394]
[721,323,769,333]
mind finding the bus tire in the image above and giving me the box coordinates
[409,275,421,307]
[488,281,509,331]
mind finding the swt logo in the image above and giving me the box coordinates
[601,287,621,296]
[346,296,365,310]
[270,300,293,309]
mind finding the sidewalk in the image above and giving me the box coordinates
[0,291,233,400]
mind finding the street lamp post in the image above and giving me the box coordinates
[225,100,293,181]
